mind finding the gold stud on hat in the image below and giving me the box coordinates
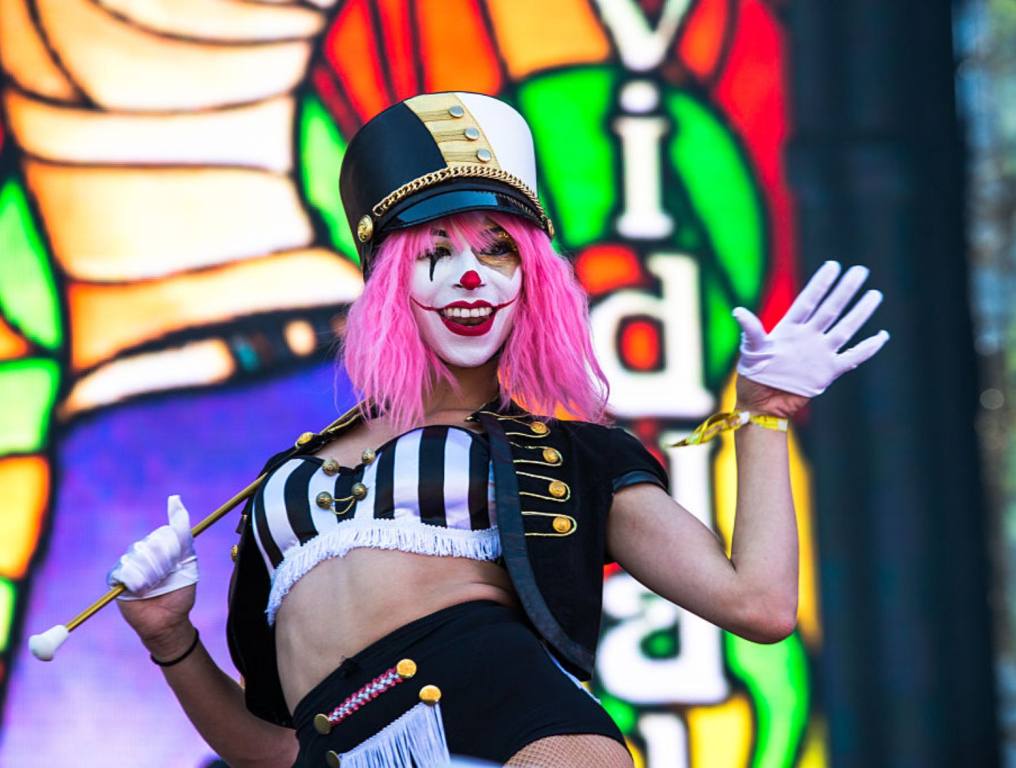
[475,148,492,163]
[357,214,374,243]
[448,104,465,118]
[464,126,480,141]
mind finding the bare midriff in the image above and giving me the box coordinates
[274,547,519,713]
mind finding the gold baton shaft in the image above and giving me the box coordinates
[61,406,360,634]
[64,474,267,633]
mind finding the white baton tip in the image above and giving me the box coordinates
[29,625,69,661]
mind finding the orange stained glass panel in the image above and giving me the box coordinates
[677,0,730,82]
[418,0,501,94]
[485,0,611,80]
[0,316,29,360]
[620,320,661,371]
[24,160,315,282]
[377,0,418,100]
[0,455,49,579]
[94,0,326,42]
[574,244,643,296]
[35,0,313,112]
[0,0,83,102]
[67,248,363,371]
[324,0,392,121]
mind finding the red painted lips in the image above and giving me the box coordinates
[412,297,518,337]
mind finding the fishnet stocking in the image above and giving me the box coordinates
[504,734,634,767]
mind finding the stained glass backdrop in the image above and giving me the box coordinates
[0,1,824,765]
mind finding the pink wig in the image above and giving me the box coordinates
[341,211,609,428]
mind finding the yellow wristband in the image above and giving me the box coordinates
[671,410,788,447]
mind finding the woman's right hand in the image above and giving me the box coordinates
[109,495,200,657]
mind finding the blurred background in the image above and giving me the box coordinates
[0,0,1008,765]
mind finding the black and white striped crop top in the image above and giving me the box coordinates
[252,425,499,623]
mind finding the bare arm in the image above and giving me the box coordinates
[138,612,298,768]
[607,418,798,644]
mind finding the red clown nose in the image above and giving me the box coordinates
[459,270,482,290]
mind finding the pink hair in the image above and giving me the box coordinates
[341,211,609,428]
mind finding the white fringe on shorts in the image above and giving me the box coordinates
[337,701,450,768]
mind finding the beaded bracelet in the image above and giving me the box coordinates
[150,628,200,668]
[672,410,788,447]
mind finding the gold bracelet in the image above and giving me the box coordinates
[671,410,788,447]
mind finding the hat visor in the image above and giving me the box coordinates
[380,183,545,236]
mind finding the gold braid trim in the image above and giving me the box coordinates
[371,164,554,237]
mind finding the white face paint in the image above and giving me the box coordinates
[409,225,523,368]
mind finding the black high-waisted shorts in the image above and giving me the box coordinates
[290,600,625,766]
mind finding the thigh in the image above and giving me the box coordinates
[505,734,634,768]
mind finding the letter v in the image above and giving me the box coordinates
[593,0,694,72]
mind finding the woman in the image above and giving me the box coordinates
[111,92,889,767]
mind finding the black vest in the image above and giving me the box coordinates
[225,400,668,726]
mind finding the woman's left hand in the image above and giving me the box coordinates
[731,261,890,419]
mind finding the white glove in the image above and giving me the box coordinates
[732,261,890,397]
[108,495,199,600]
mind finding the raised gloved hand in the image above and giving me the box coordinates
[108,495,199,600]
[732,261,890,399]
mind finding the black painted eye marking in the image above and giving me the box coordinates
[425,246,451,281]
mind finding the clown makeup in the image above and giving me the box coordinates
[409,221,523,367]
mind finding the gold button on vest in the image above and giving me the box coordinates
[542,447,561,464]
[418,684,442,705]
[351,483,368,500]
[322,459,340,476]
[548,480,568,498]
[316,491,333,509]
[314,713,332,735]
[530,421,549,435]
[552,516,573,534]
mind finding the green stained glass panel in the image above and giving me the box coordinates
[0,359,59,454]
[599,691,638,735]
[0,179,61,350]
[725,630,810,768]
[517,68,618,249]
[664,93,764,305]
[0,578,13,653]
[299,94,357,263]
[705,275,741,385]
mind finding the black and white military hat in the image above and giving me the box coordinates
[339,92,554,276]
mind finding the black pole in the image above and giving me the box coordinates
[786,1,999,766]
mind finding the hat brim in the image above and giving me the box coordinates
[378,180,546,238]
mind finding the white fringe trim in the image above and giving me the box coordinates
[266,522,502,624]
[338,701,450,768]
